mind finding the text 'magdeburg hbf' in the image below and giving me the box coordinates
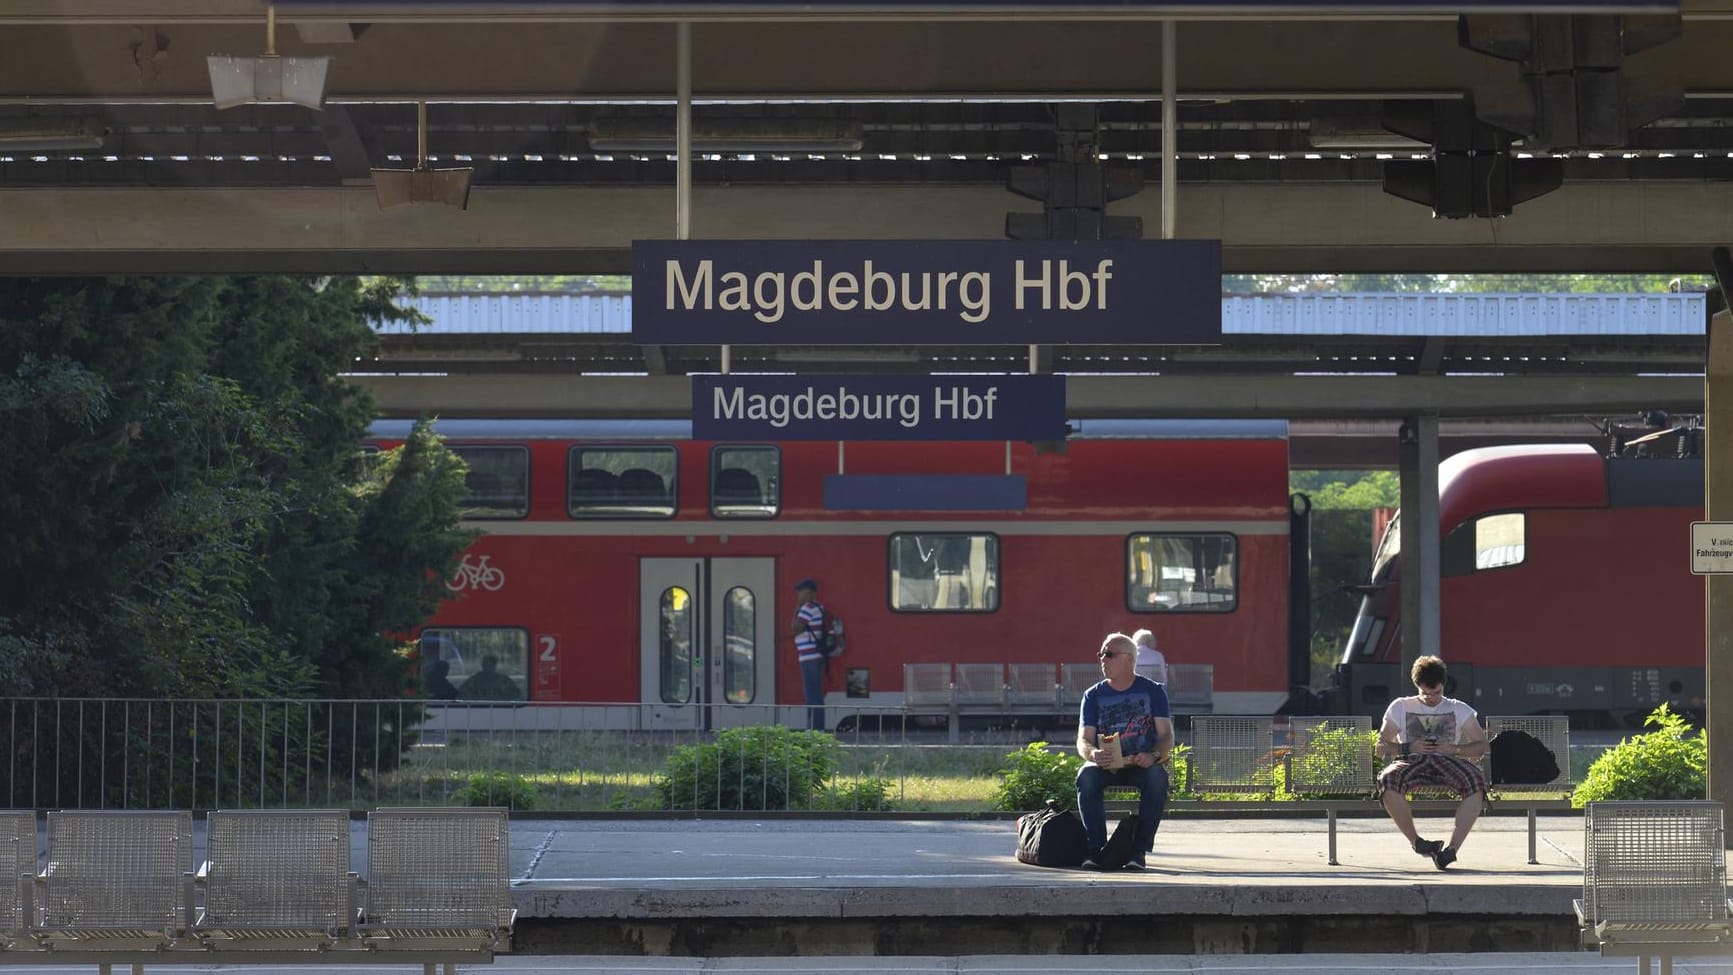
[664,257,1119,325]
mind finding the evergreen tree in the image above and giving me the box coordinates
[0,276,470,701]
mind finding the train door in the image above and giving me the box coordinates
[638,557,779,730]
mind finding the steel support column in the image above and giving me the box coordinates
[1398,414,1442,679]
[1705,248,1733,814]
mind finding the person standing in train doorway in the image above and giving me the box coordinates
[788,578,829,731]
[1375,655,1490,870]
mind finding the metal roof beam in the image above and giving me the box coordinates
[6,182,1733,274]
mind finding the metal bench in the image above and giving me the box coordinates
[1287,713,1572,865]
[0,811,34,950]
[1188,715,1277,797]
[196,808,355,950]
[31,809,194,972]
[1575,800,1733,975]
[360,807,516,974]
[1165,663,1214,714]
[1155,714,1573,865]
[0,807,512,975]
[902,660,1213,744]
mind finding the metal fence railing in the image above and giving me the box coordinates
[0,698,1031,814]
[2,699,1617,814]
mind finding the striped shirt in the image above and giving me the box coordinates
[795,601,825,661]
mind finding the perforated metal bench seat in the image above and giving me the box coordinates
[1577,800,1733,974]
[0,807,513,975]
[194,809,356,950]
[359,807,516,955]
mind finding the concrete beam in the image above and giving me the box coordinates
[7,181,1733,274]
[5,18,1733,101]
[351,373,1704,420]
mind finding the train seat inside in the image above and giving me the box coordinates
[713,468,763,506]
[570,468,619,506]
[617,468,668,504]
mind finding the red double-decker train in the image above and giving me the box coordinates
[370,418,1307,729]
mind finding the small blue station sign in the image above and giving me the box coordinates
[692,374,1067,441]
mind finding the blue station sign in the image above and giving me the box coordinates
[692,374,1066,441]
[633,239,1221,346]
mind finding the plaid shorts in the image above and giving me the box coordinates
[1375,753,1488,799]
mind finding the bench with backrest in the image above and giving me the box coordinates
[1575,800,1733,975]
[1163,713,1573,865]
[0,810,34,950]
[0,807,513,975]
[361,806,517,964]
[900,661,1215,742]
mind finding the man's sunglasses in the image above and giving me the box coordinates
[1098,649,1126,659]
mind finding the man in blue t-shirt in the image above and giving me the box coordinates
[1075,631,1173,869]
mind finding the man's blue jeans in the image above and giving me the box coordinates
[800,657,826,731]
[1076,762,1169,855]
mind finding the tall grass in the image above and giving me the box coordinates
[385,733,1012,812]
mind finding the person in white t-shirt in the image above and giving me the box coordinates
[1130,628,1167,684]
[1375,655,1489,871]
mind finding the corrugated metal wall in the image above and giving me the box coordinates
[391,291,1705,337]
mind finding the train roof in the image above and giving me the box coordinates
[1438,443,1701,529]
[366,418,1289,441]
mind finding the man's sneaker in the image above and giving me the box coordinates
[1123,856,1146,870]
[1432,846,1458,871]
[1412,838,1445,857]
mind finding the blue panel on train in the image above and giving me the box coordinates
[824,474,1027,511]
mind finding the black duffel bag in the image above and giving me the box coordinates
[1015,799,1089,868]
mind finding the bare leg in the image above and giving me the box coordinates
[1382,791,1421,844]
[1447,792,1484,852]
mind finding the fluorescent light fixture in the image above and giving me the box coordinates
[0,119,104,151]
[588,118,864,153]
[207,7,330,110]
[208,54,330,110]
[1307,118,1427,151]
[776,349,921,364]
[370,101,473,210]
[369,167,473,210]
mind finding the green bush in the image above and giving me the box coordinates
[1166,743,1195,800]
[455,770,537,810]
[1285,726,1380,799]
[991,741,1082,812]
[1573,704,1706,806]
[654,726,841,811]
[817,777,896,811]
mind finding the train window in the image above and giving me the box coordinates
[1443,512,1526,576]
[888,533,1000,612]
[568,446,678,518]
[710,446,780,519]
[721,585,757,703]
[1126,534,1238,613]
[417,628,529,701]
[658,586,694,704]
[449,445,530,520]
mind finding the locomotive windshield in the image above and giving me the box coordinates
[1370,512,1400,581]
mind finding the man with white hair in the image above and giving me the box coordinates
[1075,632,1173,869]
[1130,628,1167,684]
